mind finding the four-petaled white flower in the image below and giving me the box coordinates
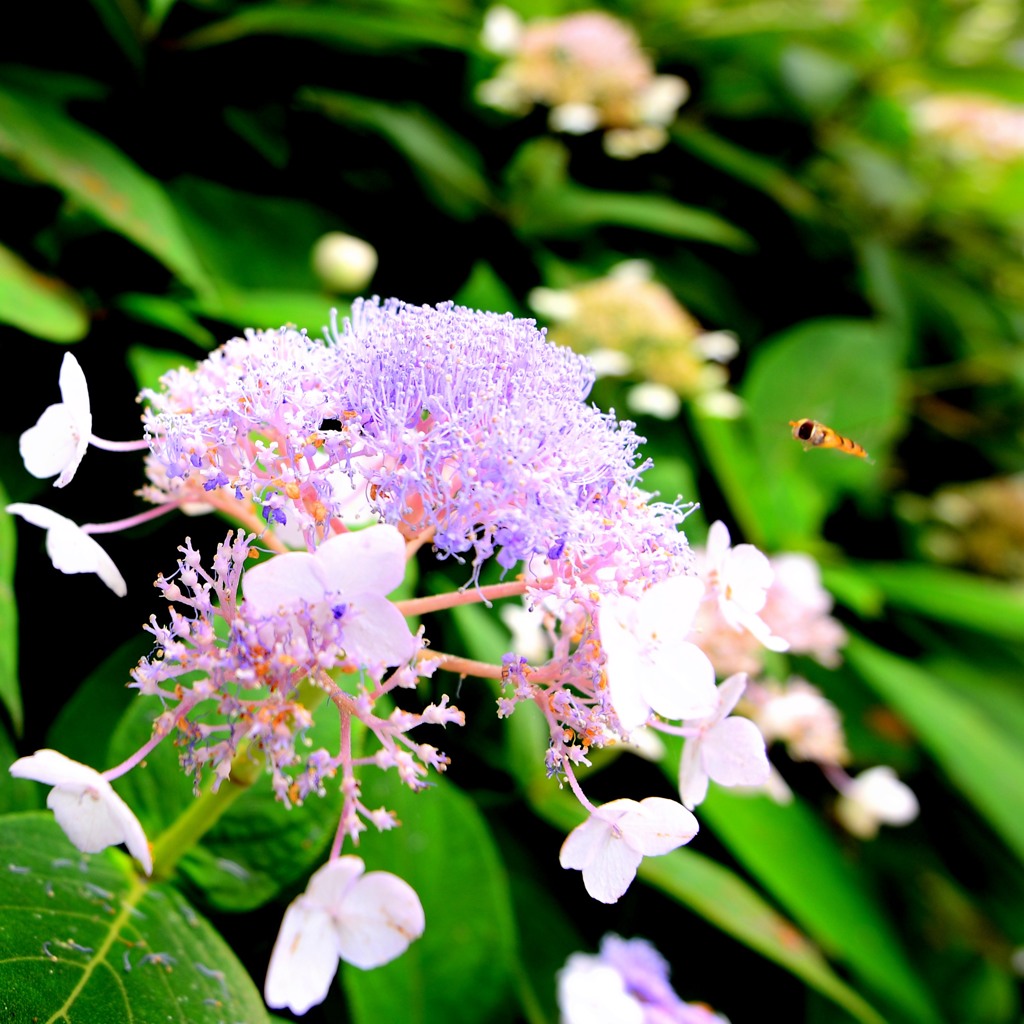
[560,796,699,904]
[679,673,771,809]
[20,352,92,488]
[599,575,717,732]
[702,521,788,652]
[835,766,919,839]
[243,525,419,669]
[9,749,151,874]
[6,503,126,596]
[264,855,425,1014]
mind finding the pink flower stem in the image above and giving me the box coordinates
[560,758,597,815]
[421,651,505,680]
[102,693,203,781]
[89,435,151,452]
[81,502,178,535]
[396,579,527,616]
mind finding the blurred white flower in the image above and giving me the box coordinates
[20,352,92,488]
[625,381,681,419]
[265,856,425,1014]
[6,503,126,596]
[835,766,919,839]
[10,749,151,874]
[311,232,378,293]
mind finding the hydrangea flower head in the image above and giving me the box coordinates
[264,855,425,1014]
[835,767,919,839]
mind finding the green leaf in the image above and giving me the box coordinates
[0,87,210,292]
[177,4,476,53]
[189,289,341,336]
[168,177,341,293]
[507,139,753,250]
[671,121,821,217]
[739,318,904,546]
[453,261,521,316]
[119,295,217,349]
[531,790,888,1024]
[125,344,198,394]
[0,494,21,735]
[0,723,39,813]
[0,813,271,1024]
[848,561,1024,641]
[344,775,518,1024]
[699,789,942,1024]
[300,89,493,220]
[0,242,89,342]
[845,634,1024,864]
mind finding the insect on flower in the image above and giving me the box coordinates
[789,419,869,459]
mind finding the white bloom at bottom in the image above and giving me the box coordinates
[6,503,126,596]
[265,856,425,1015]
[835,767,919,839]
[559,797,698,904]
[558,955,644,1024]
[9,749,151,874]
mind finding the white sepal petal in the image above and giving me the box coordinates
[6,503,126,597]
[18,353,92,487]
[264,901,342,1014]
[10,749,151,874]
[335,870,426,969]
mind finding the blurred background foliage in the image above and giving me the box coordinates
[2,0,1024,1022]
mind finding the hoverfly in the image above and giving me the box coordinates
[789,418,869,459]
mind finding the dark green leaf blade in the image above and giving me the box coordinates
[0,813,270,1024]
[0,242,89,342]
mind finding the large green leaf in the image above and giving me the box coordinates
[507,139,754,250]
[738,318,904,546]
[344,774,518,1024]
[700,789,942,1024]
[0,87,210,292]
[188,289,341,336]
[0,242,89,342]
[0,813,270,1024]
[0,495,21,735]
[301,89,493,220]
[847,561,1024,641]
[532,788,888,1024]
[846,634,1024,864]
[177,3,476,53]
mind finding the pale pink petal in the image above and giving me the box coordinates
[678,739,709,810]
[264,901,342,1013]
[7,504,126,597]
[55,352,92,487]
[340,594,420,668]
[18,354,92,488]
[242,550,324,616]
[11,750,151,874]
[618,797,698,856]
[559,811,620,871]
[19,405,79,481]
[701,717,770,789]
[705,520,730,563]
[638,640,716,722]
[558,958,645,1024]
[581,835,645,904]
[336,871,426,969]
[304,855,365,906]
[315,525,408,596]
